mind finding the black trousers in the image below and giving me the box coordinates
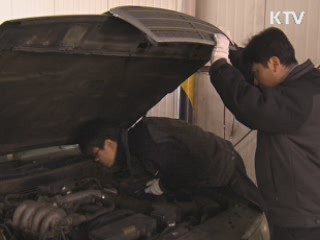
[271,225,320,240]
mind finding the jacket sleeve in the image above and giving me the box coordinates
[209,59,311,133]
[154,142,198,193]
[229,46,254,85]
[129,121,199,193]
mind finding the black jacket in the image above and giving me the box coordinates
[127,117,236,191]
[119,117,262,207]
[210,59,320,227]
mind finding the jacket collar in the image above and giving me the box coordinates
[284,59,315,83]
[115,129,130,169]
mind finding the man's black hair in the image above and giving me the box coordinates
[76,119,121,156]
[243,27,298,67]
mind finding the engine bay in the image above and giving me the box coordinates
[0,151,262,240]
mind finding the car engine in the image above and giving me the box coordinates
[1,176,232,240]
[0,153,263,240]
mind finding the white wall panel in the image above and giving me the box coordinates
[11,0,55,19]
[194,73,225,138]
[195,0,264,182]
[147,92,179,118]
[0,0,12,24]
[196,0,265,47]
[54,0,108,14]
[94,0,110,13]
[265,0,320,65]
[0,0,195,23]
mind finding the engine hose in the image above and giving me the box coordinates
[31,205,59,233]
[39,208,66,236]
[13,201,46,229]
[20,202,47,231]
[12,200,33,228]
[56,190,104,207]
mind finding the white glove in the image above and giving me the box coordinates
[144,178,163,195]
[211,31,231,64]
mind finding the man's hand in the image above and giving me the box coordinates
[211,31,230,64]
[144,178,163,195]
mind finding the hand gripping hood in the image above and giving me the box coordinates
[0,6,222,155]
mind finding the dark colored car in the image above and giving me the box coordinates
[0,6,269,240]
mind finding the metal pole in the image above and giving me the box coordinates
[179,75,195,123]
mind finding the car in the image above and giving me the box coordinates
[0,5,269,240]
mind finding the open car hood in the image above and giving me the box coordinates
[0,6,224,155]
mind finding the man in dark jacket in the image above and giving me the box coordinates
[77,117,260,204]
[210,27,320,240]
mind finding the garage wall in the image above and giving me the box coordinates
[195,0,320,183]
[0,0,195,20]
[195,0,265,182]
[264,0,320,66]
[0,0,195,119]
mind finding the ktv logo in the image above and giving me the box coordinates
[270,11,305,25]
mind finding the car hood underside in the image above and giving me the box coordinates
[0,6,224,155]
